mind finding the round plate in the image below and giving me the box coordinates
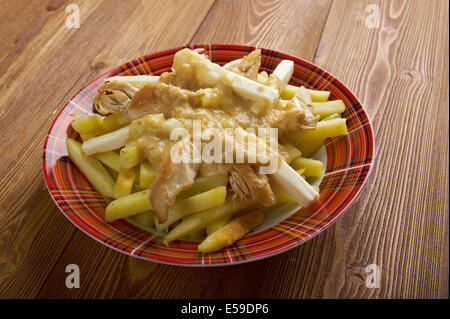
[43,44,375,266]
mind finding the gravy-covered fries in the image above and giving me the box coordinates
[67,48,348,252]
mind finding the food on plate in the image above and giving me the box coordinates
[198,209,264,253]
[67,48,348,252]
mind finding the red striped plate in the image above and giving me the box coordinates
[43,44,375,266]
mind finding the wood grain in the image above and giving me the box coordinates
[0,0,447,299]
[0,0,216,298]
[191,0,332,59]
[313,0,449,298]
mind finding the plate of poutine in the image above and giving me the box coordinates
[43,44,374,266]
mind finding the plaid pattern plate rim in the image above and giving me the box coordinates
[43,44,375,266]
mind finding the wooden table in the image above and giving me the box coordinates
[0,0,448,299]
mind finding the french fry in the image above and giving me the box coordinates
[71,112,128,137]
[271,60,294,91]
[177,174,229,199]
[206,215,232,236]
[82,126,130,155]
[66,138,115,198]
[79,133,96,141]
[105,189,151,222]
[308,89,330,102]
[295,86,313,106]
[291,157,324,178]
[322,113,342,121]
[198,209,264,253]
[100,111,128,133]
[82,113,166,155]
[290,118,347,156]
[282,142,302,162]
[128,210,155,227]
[199,90,222,108]
[160,118,183,136]
[222,58,242,70]
[293,137,325,158]
[257,71,269,84]
[311,100,346,119]
[164,197,252,244]
[71,115,103,134]
[272,160,319,208]
[114,166,137,198]
[95,151,120,172]
[280,84,330,102]
[280,84,298,100]
[139,161,156,188]
[270,180,296,204]
[119,141,144,169]
[104,75,160,84]
[155,186,227,231]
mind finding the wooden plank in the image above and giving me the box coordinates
[0,0,59,78]
[192,0,332,59]
[0,0,216,298]
[0,178,77,298]
[37,226,337,298]
[312,0,449,298]
[36,0,334,298]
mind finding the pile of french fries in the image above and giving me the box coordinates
[66,54,348,253]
